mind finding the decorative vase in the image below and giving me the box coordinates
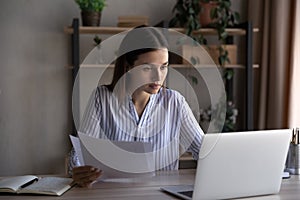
[81,11,101,26]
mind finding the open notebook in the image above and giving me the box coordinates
[0,175,74,196]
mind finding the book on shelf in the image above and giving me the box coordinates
[0,175,74,196]
[117,15,149,27]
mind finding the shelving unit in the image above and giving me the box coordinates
[64,18,257,131]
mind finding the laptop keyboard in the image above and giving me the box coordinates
[178,190,193,198]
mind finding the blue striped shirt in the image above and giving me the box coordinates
[75,86,204,171]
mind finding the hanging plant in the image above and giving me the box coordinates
[170,0,241,131]
[169,0,240,66]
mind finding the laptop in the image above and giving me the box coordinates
[161,129,292,200]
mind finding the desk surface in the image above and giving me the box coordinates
[1,169,299,199]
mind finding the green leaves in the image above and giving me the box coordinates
[190,56,200,65]
[170,0,240,132]
[233,11,240,24]
[75,0,106,12]
[93,35,102,45]
[169,0,240,66]
[199,99,238,132]
[224,68,234,80]
[208,0,239,66]
[188,75,198,85]
[169,0,200,38]
[210,7,218,19]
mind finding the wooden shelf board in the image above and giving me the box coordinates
[171,64,259,69]
[171,27,259,36]
[64,26,259,35]
[64,26,130,34]
[66,64,259,69]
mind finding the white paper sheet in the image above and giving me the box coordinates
[69,135,84,165]
[69,133,155,179]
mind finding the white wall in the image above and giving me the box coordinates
[0,0,78,176]
[0,0,246,176]
[0,0,177,176]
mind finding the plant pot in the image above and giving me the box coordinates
[199,1,218,27]
[81,11,101,26]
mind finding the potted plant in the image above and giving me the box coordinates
[169,0,240,66]
[199,1,218,27]
[75,0,106,26]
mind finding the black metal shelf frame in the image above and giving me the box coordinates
[69,18,254,131]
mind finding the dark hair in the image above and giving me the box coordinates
[106,25,169,92]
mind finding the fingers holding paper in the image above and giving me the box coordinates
[72,165,102,187]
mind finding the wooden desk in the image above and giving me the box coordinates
[1,169,300,199]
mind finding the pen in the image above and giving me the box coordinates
[292,128,295,144]
[292,127,300,145]
[296,127,299,144]
[20,178,38,188]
